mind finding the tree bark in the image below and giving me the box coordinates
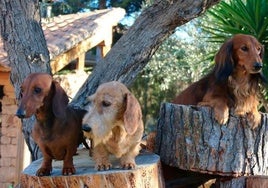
[0,0,51,160]
[0,0,51,94]
[20,149,164,188]
[70,0,221,108]
[213,176,268,188]
[155,103,268,177]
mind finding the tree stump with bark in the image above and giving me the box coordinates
[20,149,164,188]
[155,103,268,187]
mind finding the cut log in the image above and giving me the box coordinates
[215,176,268,188]
[155,103,268,177]
[20,149,164,188]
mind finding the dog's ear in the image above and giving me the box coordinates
[52,81,69,118]
[260,45,265,60]
[214,39,234,83]
[124,93,142,135]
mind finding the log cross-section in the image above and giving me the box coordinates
[155,103,268,177]
[20,149,164,188]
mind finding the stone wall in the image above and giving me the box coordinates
[0,95,22,187]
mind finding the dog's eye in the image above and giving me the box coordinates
[102,100,111,107]
[257,46,262,54]
[241,46,248,52]
[33,87,42,94]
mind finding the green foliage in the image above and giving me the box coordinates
[110,0,145,15]
[202,0,268,69]
[131,36,185,132]
[131,20,216,131]
[52,0,91,15]
[51,0,145,16]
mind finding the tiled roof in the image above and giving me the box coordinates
[0,8,125,70]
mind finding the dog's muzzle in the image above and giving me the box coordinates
[253,62,262,71]
[82,124,92,132]
[16,108,26,119]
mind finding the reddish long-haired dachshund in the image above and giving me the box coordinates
[173,34,265,129]
[16,73,87,176]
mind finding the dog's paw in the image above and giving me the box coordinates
[62,166,76,175]
[120,157,136,170]
[36,167,51,176]
[95,162,112,171]
[214,108,229,125]
[121,162,136,170]
[247,112,261,129]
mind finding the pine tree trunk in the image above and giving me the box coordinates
[155,103,268,188]
[0,0,51,161]
[19,149,164,188]
[156,103,268,176]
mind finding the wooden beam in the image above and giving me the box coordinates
[76,53,85,71]
[50,33,105,74]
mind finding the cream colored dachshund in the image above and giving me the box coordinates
[82,81,144,170]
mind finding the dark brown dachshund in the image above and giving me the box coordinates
[16,73,87,176]
[173,34,265,129]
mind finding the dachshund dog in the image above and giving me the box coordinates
[173,34,265,129]
[82,81,144,170]
[16,73,87,176]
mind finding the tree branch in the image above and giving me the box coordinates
[71,0,221,107]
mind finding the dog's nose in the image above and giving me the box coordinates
[253,62,262,71]
[16,108,26,119]
[82,124,92,132]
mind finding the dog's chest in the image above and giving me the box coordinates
[104,126,129,157]
[32,123,77,159]
[228,76,259,110]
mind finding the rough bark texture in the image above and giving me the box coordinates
[215,176,268,188]
[155,103,268,177]
[70,0,221,108]
[0,0,51,94]
[0,0,51,161]
[20,149,164,188]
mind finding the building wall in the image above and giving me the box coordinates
[0,71,25,188]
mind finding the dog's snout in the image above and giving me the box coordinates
[253,62,262,71]
[82,124,92,132]
[16,108,26,119]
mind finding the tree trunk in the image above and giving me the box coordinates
[19,149,164,188]
[156,103,268,177]
[70,0,221,108]
[0,0,51,160]
[155,103,268,177]
[214,176,268,188]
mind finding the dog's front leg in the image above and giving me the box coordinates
[62,149,76,175]
[36,157,52,176]
[199,100,229,125]
[93,143,111,170]
[247,107,261,129]
[120,143,140,169]
[120,154,136,169]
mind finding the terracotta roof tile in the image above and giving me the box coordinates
[0,8,125,69]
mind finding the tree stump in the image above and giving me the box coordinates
[155,103,268,177]
[20,149,164,188]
